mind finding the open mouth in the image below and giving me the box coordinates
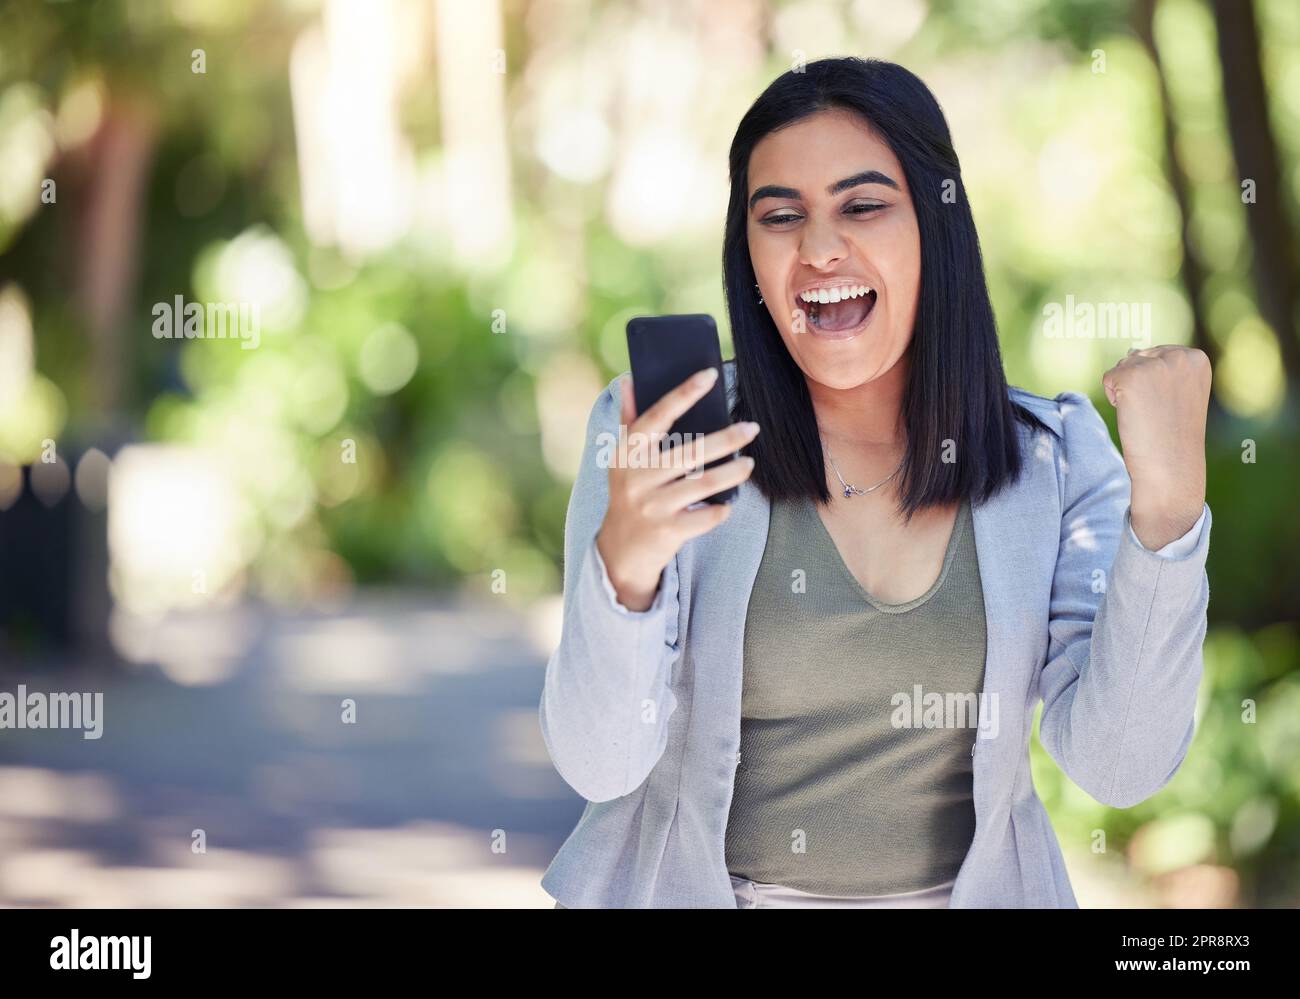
[803,288,877,333]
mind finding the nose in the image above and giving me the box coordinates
[798,216,849,271]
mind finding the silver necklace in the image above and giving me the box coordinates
[822,440,902,498]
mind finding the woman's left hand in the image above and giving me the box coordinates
[1101,344,1211,551]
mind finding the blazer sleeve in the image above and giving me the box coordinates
[538,373,683,803]
[1129,506,1206,558]
[1037,391,1212,808]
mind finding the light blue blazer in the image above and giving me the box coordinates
[539,358,1212,907]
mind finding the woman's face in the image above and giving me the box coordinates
[746,108,921,391]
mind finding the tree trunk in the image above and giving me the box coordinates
[1134,0,1219,384]
[1210,0,1300,388]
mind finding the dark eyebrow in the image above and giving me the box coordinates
[748,169,900,211]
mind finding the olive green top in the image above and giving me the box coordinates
[722,492,986,897]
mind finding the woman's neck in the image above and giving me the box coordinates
[805,353,909,453]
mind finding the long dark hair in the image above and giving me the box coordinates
[724,56,1049,521]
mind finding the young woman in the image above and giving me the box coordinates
[540,57,1212,908]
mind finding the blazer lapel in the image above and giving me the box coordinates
[676,473,768,761]
[968,424,1062,805]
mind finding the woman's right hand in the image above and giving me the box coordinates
[595,366,761,612]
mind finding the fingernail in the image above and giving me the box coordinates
[695,367,718,386]
[741,421,760,435]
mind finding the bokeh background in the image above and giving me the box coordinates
[0,0,1297,907]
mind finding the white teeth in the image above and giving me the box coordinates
[799,284,874,303]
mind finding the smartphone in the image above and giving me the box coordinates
[625,313,739,505]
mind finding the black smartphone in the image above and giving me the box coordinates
[625,313,739,505]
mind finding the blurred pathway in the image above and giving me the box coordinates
[0,589,582,907]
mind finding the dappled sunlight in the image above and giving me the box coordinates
[1065,515,1100,552]
[0,594,573,907]
[0,768,120,823]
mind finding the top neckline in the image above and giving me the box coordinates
[796,494,970,614]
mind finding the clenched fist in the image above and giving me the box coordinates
[1101,344,1211,550]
